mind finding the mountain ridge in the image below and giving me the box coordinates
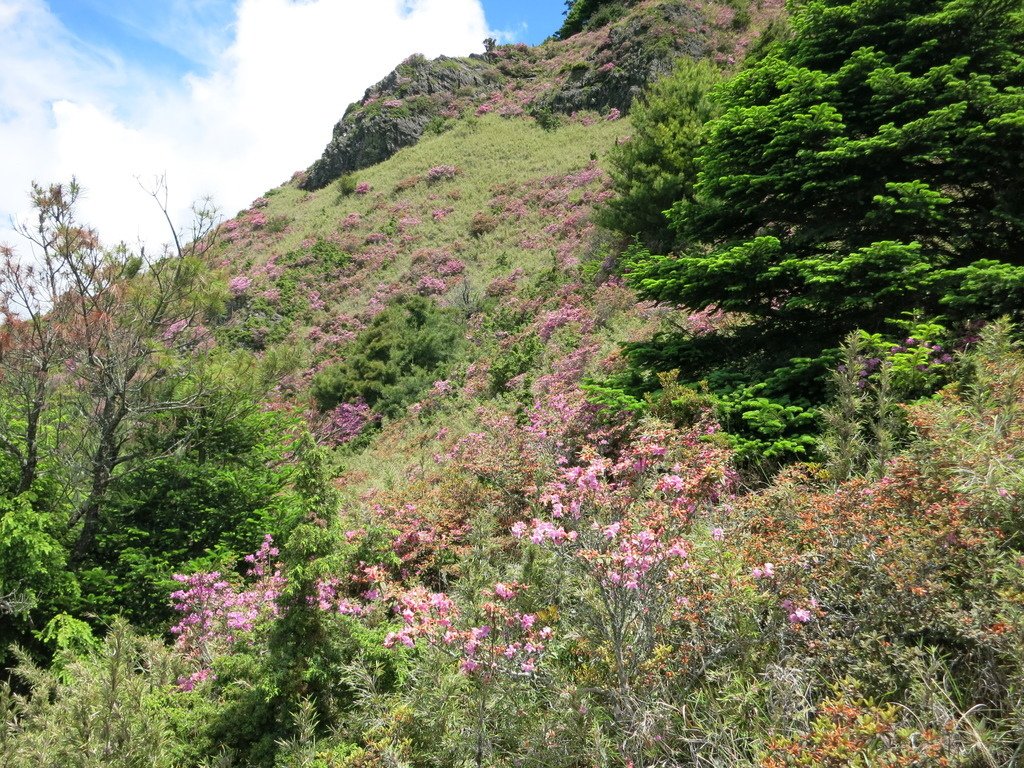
[300,0,784,190]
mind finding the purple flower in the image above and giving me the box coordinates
[228,276,252,296]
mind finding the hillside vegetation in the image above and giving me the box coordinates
[2,0,1024,766]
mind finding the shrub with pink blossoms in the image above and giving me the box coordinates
[436,258,465,276]
[162,318,189,342]
[382,583,552,678]
[228,275,252,296]
[509,420,741,752]
[418,276,447,296]
[313,399,378,446]
[169,535,284,687]
[426,165,460,183]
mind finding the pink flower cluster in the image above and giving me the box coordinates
[436,258,466,276]
[310,577,367,616]
[426,165,460,183]
[536,303,593,341]
[170,535,284,686]
[355,182,372,195]
[383,584,552,677]
[315,399,377,446]
[228,276,252,296]
[162,318,189,342]
[418,276,447,295]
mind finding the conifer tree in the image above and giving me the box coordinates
[627,0,1024,378]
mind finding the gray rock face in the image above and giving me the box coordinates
[546,2,708,114]
[299,0,751,191]
[301,55,494,191]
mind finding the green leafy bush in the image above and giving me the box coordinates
[312,295,463,418]
[599,61,721,251]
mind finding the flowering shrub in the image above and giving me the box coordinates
[469,211,498,237]
[162,318,189,342]
[307,290,325,311]
[169,535,284,688]
[382,583,552,677]
[417,276,446,295]
[314,399,378,446]
[355,181,372,195]
[436,258,465,276]
[228,275,252,296]
[426,165,459,183]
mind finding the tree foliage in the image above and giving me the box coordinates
[311,295,463,419]
[599,59,722,251]
[627,0,1024,382]
[558,0,634,39]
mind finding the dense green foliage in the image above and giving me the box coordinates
[5,1,1024,765]
[84,390,298,632]
[628,0,1024,373]
[613,0,1024,464]
[557,0,633,39]
[599,59,722,251]
[311,295,463,418]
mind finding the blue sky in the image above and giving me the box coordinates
[44,0,565,80]
[0,0,568,247]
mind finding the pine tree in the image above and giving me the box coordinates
[627,0,1024,380]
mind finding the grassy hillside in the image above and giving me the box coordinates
[4,1,1024,766]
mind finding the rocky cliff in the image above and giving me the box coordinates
[301,0,783,191]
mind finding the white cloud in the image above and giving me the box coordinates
[0,0,489,250]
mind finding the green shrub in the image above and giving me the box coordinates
[334,174,358,197]
[311,295,463,418]
[265,214,290,234]
[598,59,721,252]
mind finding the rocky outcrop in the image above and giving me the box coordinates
[546,2,710,114]
[301,55,495,190]
[299,0,782,191]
